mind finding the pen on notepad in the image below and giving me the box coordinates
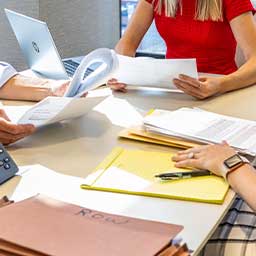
[155,170,211,180]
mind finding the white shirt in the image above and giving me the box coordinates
[0,62,17,88]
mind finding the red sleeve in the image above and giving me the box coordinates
[224,0,255,21]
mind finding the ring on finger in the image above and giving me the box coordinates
[187,152,194,159]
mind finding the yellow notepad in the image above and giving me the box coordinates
[81,147,229,204]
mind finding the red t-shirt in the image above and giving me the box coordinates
[145,0,255,74]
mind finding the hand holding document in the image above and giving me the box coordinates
[68,49,198,93]
[4,93,104,127]
[114,54,198,90]
[65,48,118,97]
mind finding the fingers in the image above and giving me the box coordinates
[176,145,208,155]
[0,131,31,145]
[172,152,202,162]
[178,74,201,88]
[51,80,70,97]
[107,79,127,92]
[0,119,35,135]
[0,109,11,121]
[173,74,211,99]
[174,159,202,169]
[173,79,204,99]
[0,122,36,145]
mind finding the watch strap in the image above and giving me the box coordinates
[221,154,250,180]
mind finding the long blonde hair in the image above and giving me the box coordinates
[154,0,223,21]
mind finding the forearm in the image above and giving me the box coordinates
[115,38,137,57]
[0,74,52,101]
[220,56,256,93]
[227,164,256,211]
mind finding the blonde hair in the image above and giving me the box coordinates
[154,0,223,21]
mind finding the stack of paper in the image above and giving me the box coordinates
[119,125,200,149]
[143,108,256,155]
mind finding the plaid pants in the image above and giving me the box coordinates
[200,197,256,256]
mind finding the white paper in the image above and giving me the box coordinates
[11,165,143,212]
[114,54,198,90]
[144,108,256,155]
[65,48,118,97]
[4,94,105,127]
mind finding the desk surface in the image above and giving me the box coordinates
[1,85,256,255]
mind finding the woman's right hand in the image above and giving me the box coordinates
[107,78,127,92]
[0,109,36,145]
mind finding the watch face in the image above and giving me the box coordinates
[224,154,242,169]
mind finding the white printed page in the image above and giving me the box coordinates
[15,97,73,127]
[4,95,105,127]
[114,55,198,89]
[144,108,256,154]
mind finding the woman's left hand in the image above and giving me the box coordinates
[173,74,224,99]
[172,142,237,177]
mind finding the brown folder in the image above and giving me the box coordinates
[119,126,200,149]
[0,195,188,256]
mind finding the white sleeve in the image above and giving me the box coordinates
[0,62,18,88]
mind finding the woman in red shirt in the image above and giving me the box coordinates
[109,0,256,99]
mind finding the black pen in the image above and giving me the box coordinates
[155,170,211,180]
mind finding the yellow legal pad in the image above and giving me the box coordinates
[81,147,229,204]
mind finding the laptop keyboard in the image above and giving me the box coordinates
[63,59,94,78]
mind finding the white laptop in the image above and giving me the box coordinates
[5,9,93,80]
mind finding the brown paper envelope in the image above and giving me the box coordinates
[0,195,183,256]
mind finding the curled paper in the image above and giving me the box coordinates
[65,48,118,97]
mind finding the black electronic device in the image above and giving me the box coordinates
[0,144,19,185]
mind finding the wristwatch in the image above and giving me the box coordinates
[221,154,250,180]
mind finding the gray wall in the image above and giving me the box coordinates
[0,0,120,70]
[0,0,39,70]
[40,0,120,60]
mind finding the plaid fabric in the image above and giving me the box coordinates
[200,196,256,256]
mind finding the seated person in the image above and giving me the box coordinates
[173,142,256,255]
[0,62,69,145]
[109,0,256,99]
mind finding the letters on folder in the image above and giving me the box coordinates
[0,195,189,256]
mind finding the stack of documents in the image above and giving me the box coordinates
[0,194,188,256]
[119,125,200,149]
[82,147,229,204]
[119,108,256,155]
[143,108,256,155]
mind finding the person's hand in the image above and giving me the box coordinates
[173,74,224,99]
[0,109,36,145]
[47,80,88,97]
[107,78,127,92]
[47,80,70,97]
[172,142,237,177]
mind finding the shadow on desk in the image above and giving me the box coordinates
[8,110,111,150]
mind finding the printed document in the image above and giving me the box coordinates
[114,55,198,90]
[4,93,105,127]
[144,108,256,155]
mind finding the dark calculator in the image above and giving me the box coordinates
[0,144,19,185]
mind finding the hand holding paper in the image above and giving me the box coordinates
[110,54,198,91]
[4,94,105,128]
[65,48,118,97]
